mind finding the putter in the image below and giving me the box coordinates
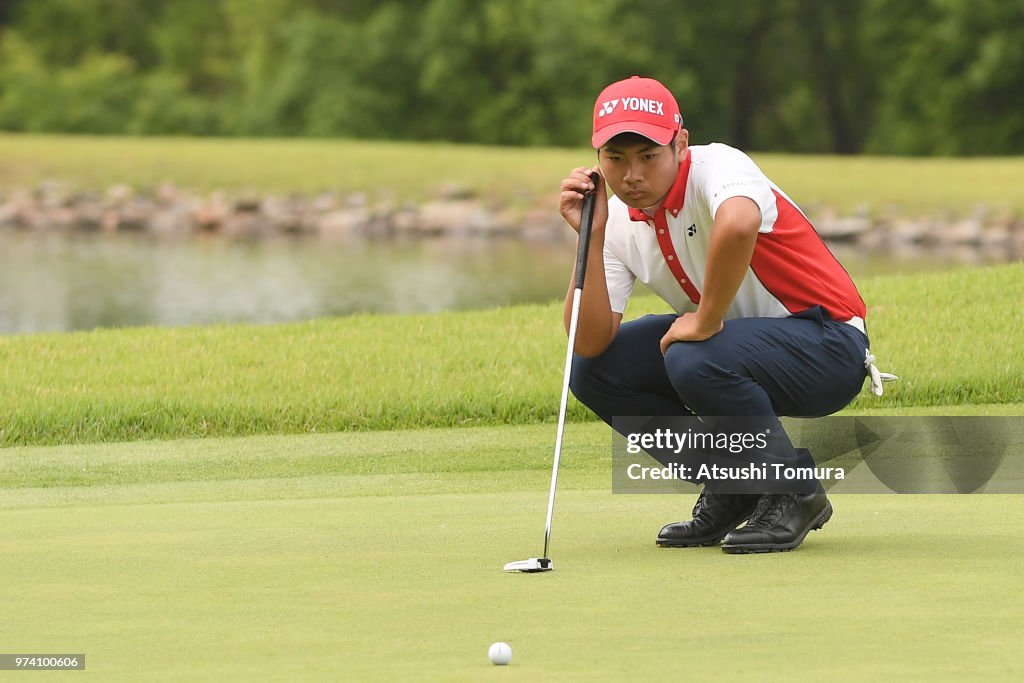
[504,171,600,574]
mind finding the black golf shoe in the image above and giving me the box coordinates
[721,491,833,554]
[656,488,760,547]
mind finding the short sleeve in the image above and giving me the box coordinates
[705,149,778,233]
[604,242,635,314]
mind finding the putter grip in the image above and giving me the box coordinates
[574,171,601,290]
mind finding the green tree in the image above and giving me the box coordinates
[867,0,1024,155]
[0,0,1021,154]
[0,32,138,133]
[6,0,159,68]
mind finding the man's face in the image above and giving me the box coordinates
[598,132,688,209]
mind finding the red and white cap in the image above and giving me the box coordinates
[591,76,682,148]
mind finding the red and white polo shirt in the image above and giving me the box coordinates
[603,143,866,330]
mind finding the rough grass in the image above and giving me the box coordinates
[2,133,1024,214]
[1,264,1022,447]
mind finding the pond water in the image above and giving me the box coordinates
[0,231,1016,335]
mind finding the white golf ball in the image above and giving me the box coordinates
[488,641,512,665]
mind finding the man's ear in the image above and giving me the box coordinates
[676,129,689,155]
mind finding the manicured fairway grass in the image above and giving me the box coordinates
[3,133,1024,214]
[2,422,1022,681]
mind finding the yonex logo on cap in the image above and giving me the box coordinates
[598,99,620,117]
[620,97,665,116]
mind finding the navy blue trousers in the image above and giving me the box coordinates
[570,306,869,494]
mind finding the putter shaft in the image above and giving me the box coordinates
[541,172,599,560]
[543,286,582,559]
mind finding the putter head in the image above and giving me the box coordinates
[503,557,553,573]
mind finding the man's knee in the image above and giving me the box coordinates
[664,341,717,383]
[662,341,734,406]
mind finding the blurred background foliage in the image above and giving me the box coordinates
[0,0,1021,154]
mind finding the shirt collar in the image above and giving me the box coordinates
[626,149,692,223]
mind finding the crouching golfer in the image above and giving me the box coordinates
[560,76,882,553]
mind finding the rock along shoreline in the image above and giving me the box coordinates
[2,181,1024,254]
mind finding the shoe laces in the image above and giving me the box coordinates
[691,488,710,517]
[747,494,798,528]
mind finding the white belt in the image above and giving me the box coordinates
[843,316,865,334]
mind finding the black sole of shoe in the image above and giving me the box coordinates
[655,537,723,548]
[720,501,833,555]
[655,509,757,548]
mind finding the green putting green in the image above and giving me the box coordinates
[2,423,1021,681]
